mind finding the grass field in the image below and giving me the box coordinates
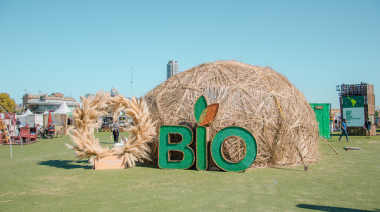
[0,131,379,211]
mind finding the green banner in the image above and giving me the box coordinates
[342,96,364,108]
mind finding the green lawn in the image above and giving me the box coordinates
[0,131,379,211]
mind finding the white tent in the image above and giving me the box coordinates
[22,109,34,116]
[43,111,49,114]
[53,102,71,114]
[17,109,34,127]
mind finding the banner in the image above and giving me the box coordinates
[342,96,365,127]
[343,107,364,127]
[342,96,364,108]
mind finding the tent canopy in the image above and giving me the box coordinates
[16,109,33,127]
[20,109,33,116]
[53,102,71,114]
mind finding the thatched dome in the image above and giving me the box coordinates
[145,60,319,168]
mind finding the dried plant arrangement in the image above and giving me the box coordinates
[144,60,319,169]
[65,89,156,168]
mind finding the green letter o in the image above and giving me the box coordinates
[211,127,257,172]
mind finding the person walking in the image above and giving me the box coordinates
[111,120,120,143]
[339,119,350,142]
[363,117,372,139]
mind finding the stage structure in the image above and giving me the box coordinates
[336,83,376,136]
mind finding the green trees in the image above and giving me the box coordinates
[0,93,16,113]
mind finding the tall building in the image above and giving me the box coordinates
[111,88,117,97]
[167,60,179,79]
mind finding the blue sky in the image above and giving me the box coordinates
[0,0,379,109]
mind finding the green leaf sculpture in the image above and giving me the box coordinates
[194,95,219,126]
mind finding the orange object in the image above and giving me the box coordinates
[94,156,126,170]
[20,128,29,137]
[48,112,52,126]
[199,103,219,126]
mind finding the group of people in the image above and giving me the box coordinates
[339,117,372,141]
[15,117,55,139]
[16,117,121,141]
[36,123,55,138]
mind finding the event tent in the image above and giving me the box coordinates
[22,109,34,116]
[53,102,71,114]
[44,102,72,127]
[17,109,34,127]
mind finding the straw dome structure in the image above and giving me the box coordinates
[144,60,319,168]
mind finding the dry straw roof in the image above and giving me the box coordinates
[145,60,319,168]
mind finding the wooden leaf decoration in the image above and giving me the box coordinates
[199,108,208,124]
[199,103,219,126]
[194,95,207,124]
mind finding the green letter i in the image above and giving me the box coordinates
[196,126,207,170]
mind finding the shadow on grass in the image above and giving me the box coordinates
[135,162,160,169]
[38,160,92,170]
[330,133,341,137]
[272,167,304,172]
[297,204,379,212]
[99,142,114,145]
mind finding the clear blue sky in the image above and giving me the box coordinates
[0,0,379,109]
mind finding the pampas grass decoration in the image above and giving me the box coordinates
[66,89,156,168]
[109,89,156,168]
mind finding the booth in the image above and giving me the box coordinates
[20,127,37,143]
[0,113,17,142]
[17,109,33,128]
[310,103,331,139]
[26,114,43,127]
[42,102,71,136]
[16,109,40,141]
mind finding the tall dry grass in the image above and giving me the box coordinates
[144,60,319,168]
[66,89,156,167]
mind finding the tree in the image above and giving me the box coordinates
[0,93,16,113]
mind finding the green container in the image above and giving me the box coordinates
[310,103,331,139]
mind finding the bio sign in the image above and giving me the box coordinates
[158,96,257,172]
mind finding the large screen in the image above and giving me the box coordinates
[342,96,365,127]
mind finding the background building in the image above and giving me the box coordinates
[84,93,93,99]
[167,60,179,79]
[22,93,77,114]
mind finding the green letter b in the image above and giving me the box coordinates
[158,125,195,169]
